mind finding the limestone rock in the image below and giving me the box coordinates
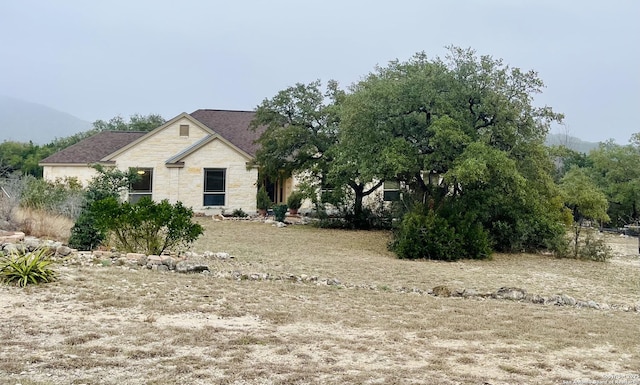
[56,245,73,257]
[461,288,479,298]
[494,287,526,300]
[24,237,41,251]
[560,294,576,306]
[432,285,452,297]
[175,261,209,273]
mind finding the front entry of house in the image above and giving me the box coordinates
[260,175,292,205]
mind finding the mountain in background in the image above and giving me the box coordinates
[0,96,92,144]
[545,133,601,154]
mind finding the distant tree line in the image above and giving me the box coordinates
[0,114,164,177]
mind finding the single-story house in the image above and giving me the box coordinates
[39,109,295,214]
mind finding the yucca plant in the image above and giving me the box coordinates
[0,248,57,287]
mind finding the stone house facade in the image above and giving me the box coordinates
[39,110,288,215]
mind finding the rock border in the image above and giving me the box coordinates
[2,236,638,313]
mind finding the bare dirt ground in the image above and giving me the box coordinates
[1,220,639,385]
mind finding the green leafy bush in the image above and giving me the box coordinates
[68,212,104,251]
[273,204,288,222]
[68,166,139,250]
[0,248,57,287]
[286,191,304,210]
[390,207,491,261]
[92,197,203,255]
[559,228,612,262]
[256,186,272,211]
[230,208,248,218]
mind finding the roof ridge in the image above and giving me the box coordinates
[191,109,255,113]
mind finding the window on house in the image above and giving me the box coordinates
[129,168,153,203]
[383,180,400,201]
[179,124,189,137]
[204,168,226,206]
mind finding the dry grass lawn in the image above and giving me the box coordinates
[1,219,639,385]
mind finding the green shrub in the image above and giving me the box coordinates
[92,197,203,255]
[286,191,304,210]
[68,165,139,250]
[559,228,612,262]
[273,204,288,222]
[390,207,491,261]
[0,248,57,287]
[230,208,248,218]
[256,186,272,211]
[579,230,612,261]
[68,211,105,251]
[391,210,461,261]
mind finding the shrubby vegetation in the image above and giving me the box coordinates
[2,51,639,262]
[91,197,203,255]
[0,248,57,287]
[67,166,138,250]
[67,166,203,254]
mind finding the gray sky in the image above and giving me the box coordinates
[1,0,638,143]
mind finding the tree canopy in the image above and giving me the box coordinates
[252,47,581,258]
[0,114,164,177]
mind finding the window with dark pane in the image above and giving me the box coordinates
[383,180,400,201]
[129,168,153,203]
[204,168,225,206]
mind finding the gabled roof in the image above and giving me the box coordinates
[39,109,266,166]
[190,109,265,157]
[39,131,147,164]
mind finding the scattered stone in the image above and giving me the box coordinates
[24,237,41,251]
[494,287,526,300]
[175,261,209,274]
[525,293,545,304]
[152,264,169,272]
[461,288,479,298]
[56,245,73,257]
[214,252,231,259]
[160,255,177,270]
[0,230,25,243]
[560,294,577,306]
[587,300,600,310]
[431,285,452,297]
[2,243,24,254]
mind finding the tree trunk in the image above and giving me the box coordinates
[352,183,365,219]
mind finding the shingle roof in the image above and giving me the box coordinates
[40,131,147,164]
[40,110,266,165]
[190,109,265,156]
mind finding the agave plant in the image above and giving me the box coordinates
[0,248,57,287]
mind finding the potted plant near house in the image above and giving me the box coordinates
[286,191,304,215]
[256,186,272,217]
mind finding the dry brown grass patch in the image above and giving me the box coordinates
[0,221,639,384]
[12,207,73,241]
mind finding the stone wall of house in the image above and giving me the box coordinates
[109,116,258,215]
[43,164,99,186]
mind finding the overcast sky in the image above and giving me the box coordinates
[0,0,638,143]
